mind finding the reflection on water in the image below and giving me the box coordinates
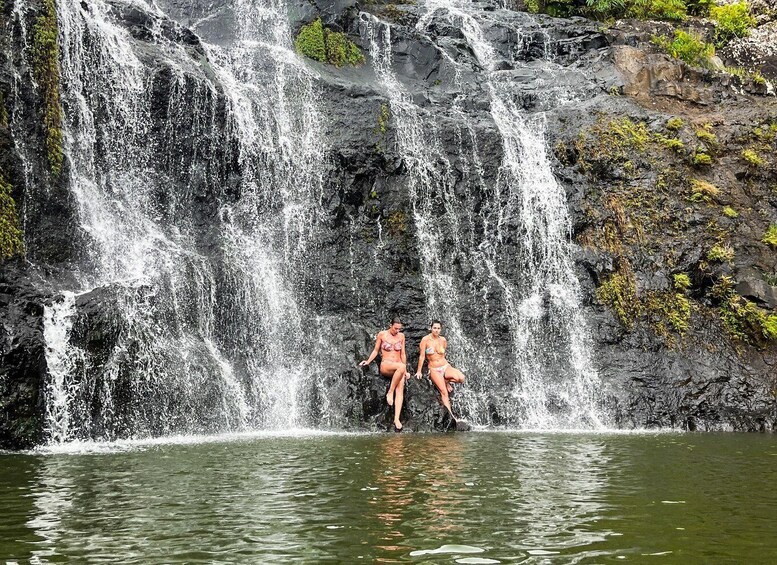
[1,433,776,563]
[508,436,612,554]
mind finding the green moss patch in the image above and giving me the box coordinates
[720,293,777,347]
[596,264,639,329]
[0,174,24,259]
[763,224,777,248]
[295,19,364,67]
[32,0,63,177]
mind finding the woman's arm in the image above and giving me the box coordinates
[400,333,407,365]
[359,332,382,366]
[415,337,426,378]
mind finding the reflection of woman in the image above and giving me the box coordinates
[359,316,409,431]
[415,320,465,418]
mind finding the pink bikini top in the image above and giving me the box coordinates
[382,340,402,351]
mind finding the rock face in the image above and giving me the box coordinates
[0,0,775,448]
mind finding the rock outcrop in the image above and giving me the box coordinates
[1,0,775,448]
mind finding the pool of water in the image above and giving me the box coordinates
[1,431,776,563]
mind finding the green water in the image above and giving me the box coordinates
[1,432,776,564]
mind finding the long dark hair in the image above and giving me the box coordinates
[390,316,402,325]
[430,319,442,329]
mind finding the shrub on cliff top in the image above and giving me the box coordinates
[295,19,364,67]
[710,1,756,46]
[628,0,687,21]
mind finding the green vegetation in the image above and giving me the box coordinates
[689,178,719,201]
[0,92,8,128]
[726,66,768,85]
[652,30,715,69]
[720,294,777,346]
[763,224,777,248]
[377,103,389,134]
[741,148,765,167]
[707,243,734,262]
[597,267,693,336]
[752,122,777,143]
[627,0,687,21]
[295,19,364,67]
[32,0,63,177]
[654,133,685,152]
[575,111,775,349]
[673,273,691,291]
[596,266,639,328]
[710,1,756,46]
[722,206,738,218]
[526,0,703,20]
[691,151,712,166]
[387,209,407,236]
[695,124,717,147]
[0,174,24,259]
[664,293,691,333]
[666,117,684,131]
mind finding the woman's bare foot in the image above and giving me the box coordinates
[447,383,453,393]
[387,391,394,406]
[394,420,403,431]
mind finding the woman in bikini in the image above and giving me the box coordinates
[415,320,465,418]
[359,316,409,431]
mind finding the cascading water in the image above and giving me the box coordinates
[365,2,606,428]
[13,0,328,442]
[9,0,610,442]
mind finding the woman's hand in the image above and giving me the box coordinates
[415,371,423,379]
[359,360,369,367]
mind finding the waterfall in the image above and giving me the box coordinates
[21,0,327,442]
[42,292,82,444]
[12,0,609,441]
[365,2,606,428]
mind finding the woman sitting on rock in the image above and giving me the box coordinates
[359,316,409,431]
[415,320,465,419]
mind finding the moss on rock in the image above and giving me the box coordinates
[32,0,63,178]
[0,174,24,259]
[295,19,364,68]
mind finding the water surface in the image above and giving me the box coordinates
[1,432,775,563]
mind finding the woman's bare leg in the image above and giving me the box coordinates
[381,362,406,406]
[393,376,405,430]
[444,366,465,392]
[429,369,452,414]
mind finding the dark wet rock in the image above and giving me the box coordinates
[0,261,49,450]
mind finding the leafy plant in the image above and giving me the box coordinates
[707,243,734,262]
[710,1,756,46]
[628,0,687,20]
[653,30,715,68]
